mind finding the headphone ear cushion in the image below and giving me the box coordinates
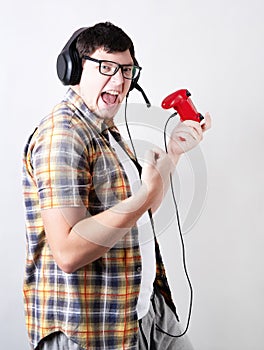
[57,49,82,86]
[57,52,69,85]
[57,27,87,86]
[69,50,82,85]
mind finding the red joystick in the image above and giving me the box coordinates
[161,89,204,123]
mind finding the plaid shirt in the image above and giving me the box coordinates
[22,88,177,350]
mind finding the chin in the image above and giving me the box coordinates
[97,103,121,120]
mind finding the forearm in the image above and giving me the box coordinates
[45,186,150,273]
[73,185,150,246]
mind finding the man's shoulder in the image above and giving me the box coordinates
[37,99,85,134]
[35,100,98,149]
[42,100,74,122]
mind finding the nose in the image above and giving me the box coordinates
[111,68,124,84]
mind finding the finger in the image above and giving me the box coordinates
[201,112,212,132]
[143,149,156,166]
[176,131,201,143]
[176,125,203,142]
[182,120,203,136]
[144,148,164,166]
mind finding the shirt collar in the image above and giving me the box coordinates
[63,88,115,133]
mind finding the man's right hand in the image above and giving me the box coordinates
[140,147,174,213]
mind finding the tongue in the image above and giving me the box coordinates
[102,92,118,105]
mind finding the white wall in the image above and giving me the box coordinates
[1,0,263,349]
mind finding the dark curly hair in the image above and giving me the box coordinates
[76,22,135,61]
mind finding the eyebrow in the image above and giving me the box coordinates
[83,55,135,66]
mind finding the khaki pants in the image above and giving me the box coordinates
[138,290,194,350]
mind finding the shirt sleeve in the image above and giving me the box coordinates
[32,113,91,209]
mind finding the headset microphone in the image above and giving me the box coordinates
[133,83,151,108]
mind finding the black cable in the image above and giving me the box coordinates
[124,96,139,162]
[138,319,149,348]
[154,112,193,337]
[124,103,193,338]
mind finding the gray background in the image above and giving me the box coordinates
[1,0,263,349]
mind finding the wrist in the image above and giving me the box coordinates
[167,144,181,168]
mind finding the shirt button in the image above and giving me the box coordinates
[136,266,141,273]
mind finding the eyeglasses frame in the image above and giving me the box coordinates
[82,55,142,80]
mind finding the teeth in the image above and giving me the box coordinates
[106,90,119,95]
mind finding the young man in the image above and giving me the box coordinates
[23,22,211,350]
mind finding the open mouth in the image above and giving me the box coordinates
[101,90,119,105]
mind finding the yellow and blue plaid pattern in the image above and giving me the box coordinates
[22,88,176,349]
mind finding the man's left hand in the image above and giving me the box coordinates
[168,112,212,163]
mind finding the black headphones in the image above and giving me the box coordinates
[57,27,87,86]
[56,27,150,106]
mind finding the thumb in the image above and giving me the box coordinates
[201,112,212,132]
[143,149,158,167]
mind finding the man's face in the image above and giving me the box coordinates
[78,48,133,119]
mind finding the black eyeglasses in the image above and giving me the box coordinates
[83,55,141,80]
